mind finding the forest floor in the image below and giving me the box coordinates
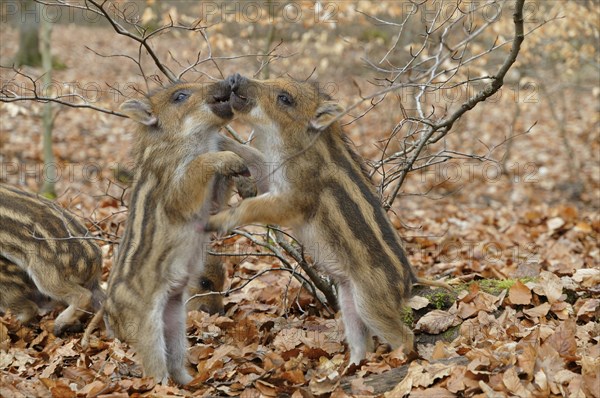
[0,3,599,397]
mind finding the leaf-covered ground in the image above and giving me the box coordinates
[1,2,599,397]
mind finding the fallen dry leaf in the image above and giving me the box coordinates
[576,298,599,319]
[479,380,506,398]
[502,366,532,398]
[445,366,467,393]
[407,386,455,398]
[523,302,551,318]
[546,319,578,360]
[415,310,461,334]
[407,296,430,310]
[539,271,564,303]
[281,369,306,385]
[77,380,108,397]
[508,280,532,305]
[572,268,600,288]
[255,380,279,396]
[49,384,76,398]
[384,361,420,398]
[547,217,565,231]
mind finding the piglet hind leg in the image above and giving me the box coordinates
[9,298,39,325]
[26,259,93,335]
[0,283,39,324]
[337,281,374,365]
[42,281,92,336]
[353,284,414,356]
[163,292,192,385]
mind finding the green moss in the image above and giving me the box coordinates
[478,279,515,294]
[454,282,470,292]
[425,291,449,310]
[401,306,414,326]
[441,325,460,341]
[520,277,536,284]
[474,277,538,295]
[420,289,457,310]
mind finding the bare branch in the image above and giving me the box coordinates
[86,0,179,83]
[0,66,127,117]
[228,228,334,313]
[384,0,526,209]
[272,227,339,312]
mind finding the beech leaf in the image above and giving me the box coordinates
[415,310,461,334]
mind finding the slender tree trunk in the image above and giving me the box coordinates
[15,0,42,67]
[261,0,277,79]
[39,14,56,198]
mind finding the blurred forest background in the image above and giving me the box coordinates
[0,1,598,397]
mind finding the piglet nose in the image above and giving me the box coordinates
[228,73,242,91]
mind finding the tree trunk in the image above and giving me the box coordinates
[14,0,42,67]
[39,13,56,198]
[261,0,278,79]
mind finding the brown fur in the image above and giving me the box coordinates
[86,80,266,385]
[0,184,103,335]
[186,253,226,315]
[0,257,54,324]
[207,75,449,364]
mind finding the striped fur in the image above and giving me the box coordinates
[206,75,421,364]
[0,184,103,334]
[0,256,55,324]
[97,81,266,385]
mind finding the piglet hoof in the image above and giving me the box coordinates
[405,347,420,362]
[341,359,364,377]
[54,321,84,336]
[156,376,170,385]
[176,373,193,386]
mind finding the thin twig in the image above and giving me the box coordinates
[384,0,526,209]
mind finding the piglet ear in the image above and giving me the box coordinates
[310,101,344,130]
[120,99,157,126]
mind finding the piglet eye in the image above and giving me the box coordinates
[173,91,190,103]
[200,278,213,290]
[277,92,294,106]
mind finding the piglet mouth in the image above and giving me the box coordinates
[230,90,254,113]
[233,92,247,101]
[227,73,254,113]
[207,81,234,120]
[207,82,232,105]
[212,91,231,104]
